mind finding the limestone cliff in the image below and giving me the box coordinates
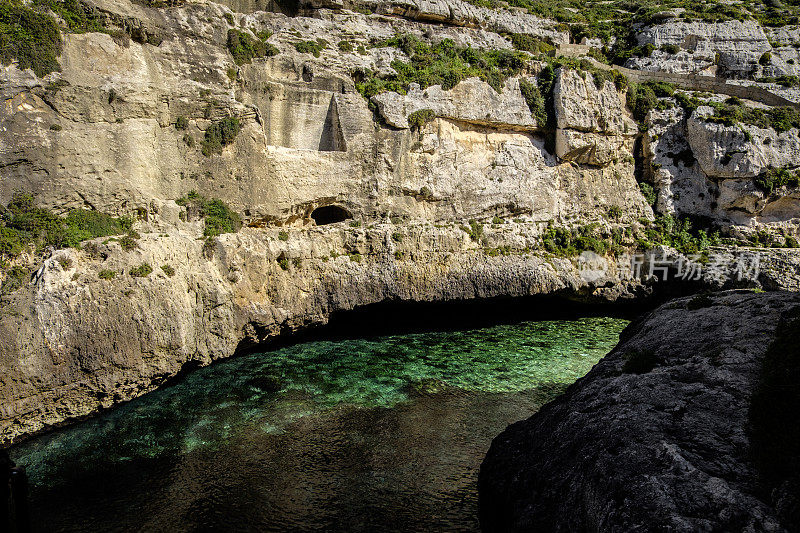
[2,0,800,442]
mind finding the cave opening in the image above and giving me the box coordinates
[311,205,351,225]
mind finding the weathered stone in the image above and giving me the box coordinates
[480,290,800,532]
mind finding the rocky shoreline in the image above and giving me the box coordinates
[479,290,800,532]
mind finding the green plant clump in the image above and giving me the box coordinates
[0,193,131,259]
[637,214,721,254]
[226,29,278,66]
[509,33,555,54]
[129,263,152,277]
[176,191,241,238]
[755,168,800,195]
[353,34,528,98]
[201,116,241,156]
[541,222,609,256]
[0,1,63,77]
[294,38,328,57]
[705,103,800,133]
[408,109,436,129]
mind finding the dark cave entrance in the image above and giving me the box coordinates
[311,205,351,225]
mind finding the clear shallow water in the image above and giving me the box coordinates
[10,316,628,532]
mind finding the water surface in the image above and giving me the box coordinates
[10,316,628,532]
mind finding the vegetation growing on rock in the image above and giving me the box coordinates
[294,38,328,57]
[227,29,278,65]
[0,1,63,77]
[0,193,131,259]
[354,35,528,98]
[176,191,241,238]
[201,116,240,156]
[407,109,436,129]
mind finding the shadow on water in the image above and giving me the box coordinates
[4,291,686,532]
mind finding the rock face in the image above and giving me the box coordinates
[630,20,772,77]
[479,290,800,532]
[687,107,800,179]
[553,69,637,166]
[0,222,642,442]
[2,0,800,444]
[371,77,538,130]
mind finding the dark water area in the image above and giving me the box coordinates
[9,311,628,532]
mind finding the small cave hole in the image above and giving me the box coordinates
[311,205,352,225]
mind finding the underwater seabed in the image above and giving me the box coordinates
[10,309,628,532]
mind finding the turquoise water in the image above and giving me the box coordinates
[10,315,628,532]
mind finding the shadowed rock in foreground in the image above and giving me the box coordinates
[479,290,800,532]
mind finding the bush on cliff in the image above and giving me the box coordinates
[201,116,240,156]
[408,109,436,129]
[706,103,800,133]
[755,168,800,195]
[294,38,328,57]
[0,193,131,259]
[0,1,63,77]
[227,29,278,66]
[176,191,241,238]
[354,35,527,98]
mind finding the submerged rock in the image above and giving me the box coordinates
[479,290,800,532]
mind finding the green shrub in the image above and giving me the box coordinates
[462,220,484,242]
[49,123,62,131]
[755,168,800,195]
[509,33,554,54]
[392,232,403,242]
[226,29,278,66]
[637,214,721,255]
[183,133,194,147]
[277,257,289,270]
[0,193,131,258]
[607,205,623,219]
[349,252,362,262]
[161,264,175,277]
[639,182,657,206]
[519,78,548,126]
[706,103,800,133]
[294,38,328,57]
[622,350,657,374]
[201,116,241,156]
[760,51,772,65]
[176,191,241,237]
[408,109,436,129]
[118,232,138,251]
[129,263,152,277]
[278,230,289,241]
[660,44,680,54]
[354,35,528,98]
[0,2,63,77]
[541,222,609,256]
[175,116,189,130]
[338,40,353,52]
[98,269,116,280]
[224,12,234,25]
